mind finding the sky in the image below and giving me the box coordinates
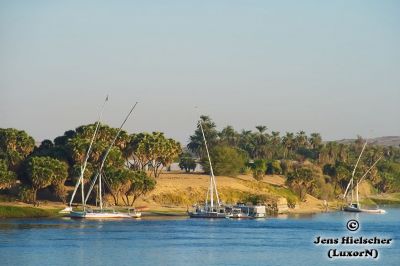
[0,0,399,145]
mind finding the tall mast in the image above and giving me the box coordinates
[85,102,138,209]
[198,118,220,208]
[343,141,367,201]
[356,156,382,205]
[69,96,108,208]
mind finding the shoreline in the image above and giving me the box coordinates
[1,204,398,219]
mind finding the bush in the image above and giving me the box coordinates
[178,152,196,173]
[18,185,34,203]
[250,159,266,181]
[201,145,245,177]
[267,160,282,175]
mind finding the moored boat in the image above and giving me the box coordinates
[225,204,267,219]
[63,97,141,219]
[189,205,226,218]
[342,141,385,214]
[70,208,141,219]
[189,116,225,219]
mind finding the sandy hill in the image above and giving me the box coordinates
[336,136,400,147]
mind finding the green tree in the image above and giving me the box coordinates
[0,159,17,190]
[0,128,35,172]
[294,131,308,149]
[286,167,315,201]
[201,145,245,177]
[282,132,295,158]
[219,126,239,146]
[23,156,68,203]
[103,167,134,205]
[132,132,181,177]
[253,125,270,159]
[123,171,156,206]
[309,133,322,149]
[179,152,197,173]
[187,115,219,157]
[250,159,266,181]
[267,160,282,175]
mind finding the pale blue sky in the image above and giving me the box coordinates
[1,0,399,144]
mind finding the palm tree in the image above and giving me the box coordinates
[309,133,322,149]
[255,125,267,134]
[187,115,218,157]
[282,132,294,158]
[219,125,239,146]
[295,131,308,149]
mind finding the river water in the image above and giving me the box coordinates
[0,208,399,266]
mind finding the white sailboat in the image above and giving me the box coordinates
[189,118,226,218]
[65,98,141,218]
[60,96,109,214]
[343,141,385,214]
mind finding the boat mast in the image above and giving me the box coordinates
[356,156,383,206]
[85,102,138,209]
[198,118,220,208]
[343,141,367,203]
[69,96,108,209]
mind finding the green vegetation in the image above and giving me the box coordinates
[0,206,60,218]
[250,159,266,181]
[0,159,17,190]
[178,152,196,173]
[23,156,68,203]
[201,145,246,177]
[0,125,177,207]
[125,132,181,177]
[1,114,400,213]
[188,116,400,201]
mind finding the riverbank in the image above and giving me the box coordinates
[1,172,396,218]
[0,205,62,218]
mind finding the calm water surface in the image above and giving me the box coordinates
[0,208,399,266]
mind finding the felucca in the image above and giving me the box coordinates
[189,118,226,218]
[342,141,385,214]
[61,97,141,218]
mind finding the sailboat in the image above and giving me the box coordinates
[342,141,385,214]
[189,118,226,218]
[59,97,109,214]
[66,98,141,218]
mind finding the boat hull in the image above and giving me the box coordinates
[69,211,141,219]
[189,212,226,218]
[343,206,386,214]
[343,206,362,212]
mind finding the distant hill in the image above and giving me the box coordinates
[336,136,400,147]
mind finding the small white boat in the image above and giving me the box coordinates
[189,205,227,218]
[225,204,267,219]
[343,203,385,214]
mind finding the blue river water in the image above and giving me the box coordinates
[0,208,399,266]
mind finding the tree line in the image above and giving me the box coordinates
[183,116,400,201]
[0,125,181,206]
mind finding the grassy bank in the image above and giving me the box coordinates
[367,193,400,205]
[0,205,61,218]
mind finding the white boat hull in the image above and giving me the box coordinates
[343,205,385,214]
[70,211,141,219]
